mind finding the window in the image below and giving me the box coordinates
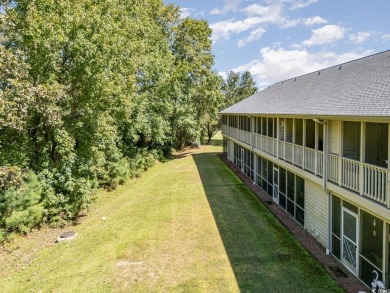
[279,118,285,140]
[233,143,241,168]
[279,167,286,209]
[256,117,261,134]
[222,115,227,126]
[360,210,384,287]
[254,155,305,225]
[267,161,274,196]
[286,118,293,143]
[286,171,295,217]
[332,195,341,259]
[343,121,361,160]
[267,118,277,138]
[262,117,267,135]
[305,119,315,149]
[295,176,305,225]
[317,123,323,151]
[295,119,303,146]
[365,123,388,167]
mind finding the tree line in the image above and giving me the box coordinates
[0,0,257,241]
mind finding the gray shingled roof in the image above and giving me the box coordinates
[221,50,390,117]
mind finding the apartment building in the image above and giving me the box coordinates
[220,50,390,288]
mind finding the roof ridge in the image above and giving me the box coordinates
[270,50,390,87]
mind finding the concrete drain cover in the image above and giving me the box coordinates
[56,231,77,243]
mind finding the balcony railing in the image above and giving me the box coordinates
[328,155,389,207]
[223,126,389,207]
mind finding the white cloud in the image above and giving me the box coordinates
[180,8,193,19]
[304,16,327,26]
[242,3,297,27]
[289,0,319,10]
[218,71,228,80]
[348,31,371,44]
[232,47,372,88]
[211,1,303,43]
[242,3,278,17]
[303,24,345,46]
[211,8,223,15]
[211,0,242,15]
[381,33,390,42]
[237,27,266,47]
[211,17,268,42]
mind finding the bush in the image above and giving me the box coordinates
[5,205,45,234]
[0,171,45,237]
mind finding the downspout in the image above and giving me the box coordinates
[324,120,331,255]
[313,118,331,255]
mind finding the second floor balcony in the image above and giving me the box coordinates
[222,124,390,208]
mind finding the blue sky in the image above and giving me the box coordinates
[164,0,390,88]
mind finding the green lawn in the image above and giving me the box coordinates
[0,136,341,292]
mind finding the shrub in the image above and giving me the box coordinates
[0,171,45,236]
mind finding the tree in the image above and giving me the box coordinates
[221,70,258,108]
[169,17,218,149]
[0,0,224,239]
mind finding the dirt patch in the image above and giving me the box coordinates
[328,265,348,278]
[219,154,368,293]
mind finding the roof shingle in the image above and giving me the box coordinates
[221,50,390,117]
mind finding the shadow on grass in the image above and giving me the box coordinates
[192,152,342,292]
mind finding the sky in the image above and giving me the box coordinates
[164,0,390,88]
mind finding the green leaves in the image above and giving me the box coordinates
[222,70,258,108]
[0,0,222,239]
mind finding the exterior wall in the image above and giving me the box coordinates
[305,180,328,246]
[228,140,234,161]
[329,120,340,155]
[222,126,390,286]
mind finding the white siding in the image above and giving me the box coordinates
[329,120,340,155]
[305,180,328,247]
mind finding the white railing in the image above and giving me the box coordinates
[304,148,323,176]
[278,140,285,159]
[341,157,360,193]
[363,164,388,205]
[328,155,389,207]
[239,130,251,145]
[222,126,250,145]
[254,133,262,150]
[285,142,294,163]
[224,127,389,207]
[294,145,304,168]
[328,155,339,183]
[261,136,277,157]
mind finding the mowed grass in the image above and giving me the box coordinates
[0,134,342,292]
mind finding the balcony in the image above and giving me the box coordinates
[328,155,389,207]
[254,133,324,177]
[222,125,390,208]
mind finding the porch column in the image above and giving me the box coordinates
[387,124,390,208]
[276,117,279,159]
[383,223,389,287]
[359,122,365,196]
[338,122,343,186]
[315,122,318,175]
[293,118,296,165]
[283,118,286,160]
[254,153,258,185]
[303,119,306,170]
[250,116,253,148]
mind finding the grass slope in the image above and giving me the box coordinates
[0,137,341,292]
